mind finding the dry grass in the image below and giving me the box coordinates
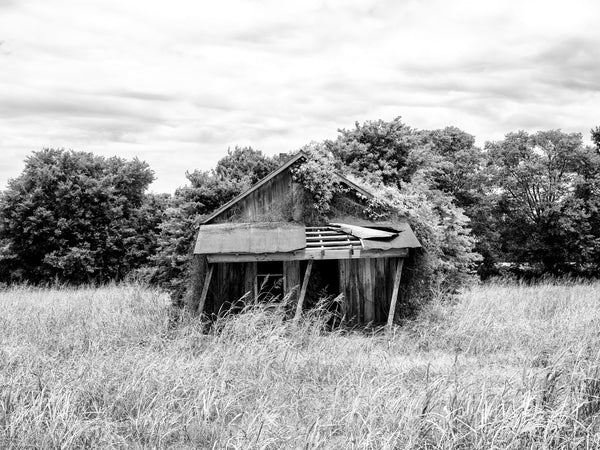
[1,281,600,448]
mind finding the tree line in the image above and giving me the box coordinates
[2,117,600,295]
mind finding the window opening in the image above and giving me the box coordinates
[257,261,284,301]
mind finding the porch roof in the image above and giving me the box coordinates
[194,221,421,263]
[194,222,306,255]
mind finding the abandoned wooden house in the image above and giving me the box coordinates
[188,152,421,326]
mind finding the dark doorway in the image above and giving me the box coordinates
[302,259,340,307]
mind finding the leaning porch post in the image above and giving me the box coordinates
[386,258,404,331]
[294,260,313,322]
[197,263,214,317]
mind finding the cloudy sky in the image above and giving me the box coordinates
[1,0,599,193]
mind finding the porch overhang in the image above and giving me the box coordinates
[194,221,419,263]
[194,222,306,255]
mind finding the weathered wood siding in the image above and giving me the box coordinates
[212,170,300,223]
[339,257,402,324]
[283,260,301,300]
[194,257,404,325]
[200,262,251,315]
[200,260,302,315]
[207,165,379,225]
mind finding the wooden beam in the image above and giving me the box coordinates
[294,260,313,321]
[386,258,404,331]
[306,241,360,247]
[284,260,301,301]
[206,247,409,263]
[197,263,214,317]
[306,230,342,236]
[243,262,256,301]
[186,254,205,314]
[363,260,374,323]
[307,235,356,242]
[253,268,258,303]
[338,261,348,321]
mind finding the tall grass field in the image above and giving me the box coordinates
[1,282,600,449]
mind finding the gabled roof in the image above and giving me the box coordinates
[201,152,375,224]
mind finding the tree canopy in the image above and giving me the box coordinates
[483,130,600,276]
[328,117,420,185]
[0,149,161,283]
[3,120,600,288]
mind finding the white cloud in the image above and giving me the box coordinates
[1,0,599,192]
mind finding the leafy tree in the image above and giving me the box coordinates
[591,126,600,152]
[215,146,278,184]
[328,117,420,185]
[408,127,501,278]
[567,132,600,274]
[483,130,598,275]
[328,120,486,208]
[0,149,158,283]
[415,127,484,207]
[124,192,170,279]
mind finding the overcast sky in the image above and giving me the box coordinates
[1,0,599,193]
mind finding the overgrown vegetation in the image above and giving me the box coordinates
[290,143,344,218]
[1,282,599,448]
[366,180,480,306]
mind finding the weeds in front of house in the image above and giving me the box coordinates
[1,281,600,448]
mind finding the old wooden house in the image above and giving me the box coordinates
[188,152,421,326]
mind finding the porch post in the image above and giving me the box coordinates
[386,258,404,331]
[294,260,313,322]
[197,263,214,317]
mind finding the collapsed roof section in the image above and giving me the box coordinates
[194,221,421,263]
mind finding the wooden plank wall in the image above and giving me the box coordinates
[216,170,297,222]
[191,256,404,325]
[339,257,401,324]
[283,260,301,301]
[203,262,251,316]
[201,261,301,316]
